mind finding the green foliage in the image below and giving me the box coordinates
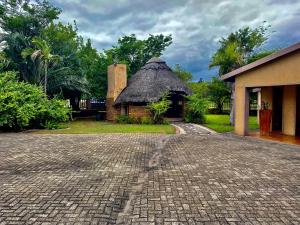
[210,24,271,75]
[105,34,172,76]
[246,50,276,64]
[37,98,70,129]
[0,0,61,80]
[0,71,70,130]
[147,94,171,124]
[0,0,61,36]
[116,115,135,124]
[188,81,209,97]
[140,117,154,125]
[184,94,208,124]
[207,77,230,114]
[22,37,60,93]
[173,64,192,82]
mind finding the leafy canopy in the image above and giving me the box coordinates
[173,64,192,82]
[106,34,172,76]
[210,24,272,75]
[207,77,231,114]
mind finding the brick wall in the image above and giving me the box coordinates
[128,105,151,120]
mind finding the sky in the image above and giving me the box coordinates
[50,0,300,81]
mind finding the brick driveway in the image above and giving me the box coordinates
[0,124,299,225]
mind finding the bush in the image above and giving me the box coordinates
[147,93,171,124]
[140,117,154,124]
[37,98,70,129]
[0,71,70,130]
[184,94,208,124]
[116,115,135,124]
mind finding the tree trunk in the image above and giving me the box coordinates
[44,61,48,95]
[230,82,235,126]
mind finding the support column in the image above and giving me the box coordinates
[283,85,296,136]
[235,86,249,135]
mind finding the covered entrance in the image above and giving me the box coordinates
[221,41,300,137]
[165,92,185,118]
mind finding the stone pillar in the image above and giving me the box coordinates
[106,64,127,121]
[283,85,296,135]
[235,85,249,135]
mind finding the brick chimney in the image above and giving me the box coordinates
[106,64,127,121]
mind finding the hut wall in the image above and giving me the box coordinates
[128,105,151,120]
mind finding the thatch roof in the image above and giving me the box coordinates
[115,57,192,105]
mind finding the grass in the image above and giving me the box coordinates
[204,114,259,133]
[33,119,176,134]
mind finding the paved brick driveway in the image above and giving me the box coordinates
[0,124,299,225]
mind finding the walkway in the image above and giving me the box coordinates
[0,124,299,225]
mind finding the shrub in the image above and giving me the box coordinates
[184,94,208,124]
[37,98,70,129]
[116,115,135,124]
[147,93,171,124]
[140,117,154,125]
[0,71,70,130]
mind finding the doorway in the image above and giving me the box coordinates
[296,86,300,136]
[272,86,283,131]
[165,92,184,118]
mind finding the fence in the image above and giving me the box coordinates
[207,100,258,112]
[79,99,106,110]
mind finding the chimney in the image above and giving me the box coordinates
[106,64,127,121]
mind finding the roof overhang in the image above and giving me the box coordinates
[220,41,300,82]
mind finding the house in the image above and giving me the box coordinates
[221,42,300,136]
[106,57,192,121]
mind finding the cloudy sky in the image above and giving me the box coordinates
[51,0,300,81]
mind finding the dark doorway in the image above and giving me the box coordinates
[165,92,184,118]
[296,86,300,136]
[272,86,283,131]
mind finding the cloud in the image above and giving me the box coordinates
[51,0,300,80]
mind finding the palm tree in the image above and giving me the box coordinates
[22,37,60,94]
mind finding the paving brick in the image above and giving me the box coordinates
[0,123,299,224]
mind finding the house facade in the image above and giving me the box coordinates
[221,42,300,136]
[106,58,191,121]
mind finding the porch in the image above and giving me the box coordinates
[237,85,300,137]
[249,130,300,145]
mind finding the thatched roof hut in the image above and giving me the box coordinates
[115,57,192,105]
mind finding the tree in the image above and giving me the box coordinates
[173,64,192,82]
[207,77,230,114]
[22,37,60,94]
[0,0,61,79]
[41,22,89,105]
[209,24,271,75]
[209,24,273,124]
[188,81,208,97]
[106,34,172,76]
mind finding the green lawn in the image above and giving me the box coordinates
[33,119,176,134]
[204,114,259,133]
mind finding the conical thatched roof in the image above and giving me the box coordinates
[115,57,192,105]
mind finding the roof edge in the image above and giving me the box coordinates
[221,41,300,81]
